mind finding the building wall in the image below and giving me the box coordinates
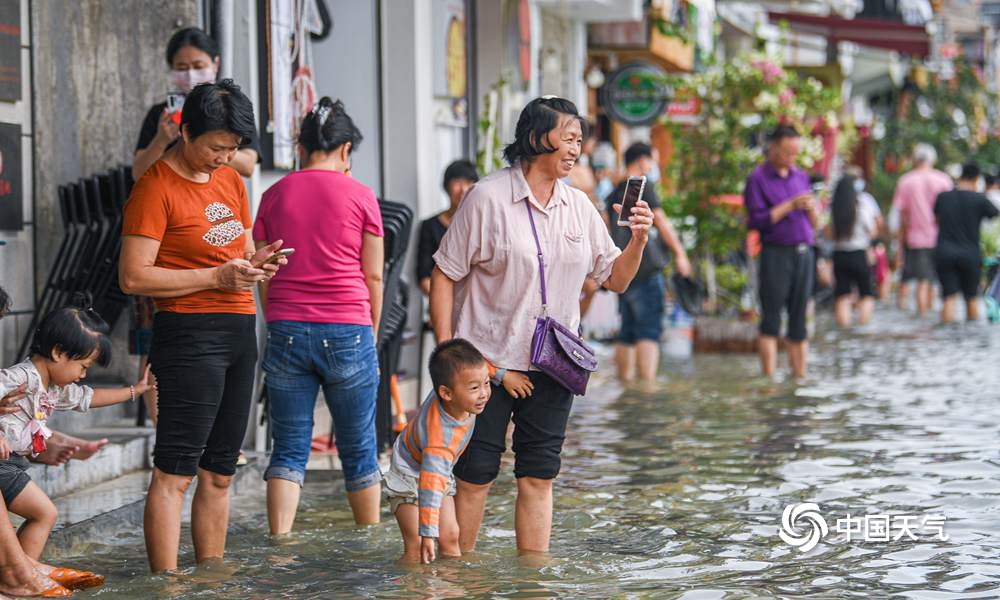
[29,0,199,380]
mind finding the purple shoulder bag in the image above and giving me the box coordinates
[525,200,598,396]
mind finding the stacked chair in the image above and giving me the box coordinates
[18,166,133,359]
[373,199,413,451]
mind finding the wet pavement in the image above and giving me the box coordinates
[48,307,1000,598]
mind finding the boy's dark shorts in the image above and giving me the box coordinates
[0,455,32,504]
[453,372,573,485]
[935,251,981,299]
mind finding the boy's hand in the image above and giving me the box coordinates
[502,371,533,399]
[420,537,436,564]
[0,436,10,460]
[134,365,156,396]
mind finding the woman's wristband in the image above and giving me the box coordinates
[491,368,507,387]
[129,385,136,403]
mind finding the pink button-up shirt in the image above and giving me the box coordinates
[434,165,621,371]
[892,167,953,249]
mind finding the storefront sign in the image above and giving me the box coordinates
[601,62,671,126]
[0,0,20,102]
[0,122,23,230]
[665,97,701,123]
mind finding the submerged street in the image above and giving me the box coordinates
[53,307,1000,598]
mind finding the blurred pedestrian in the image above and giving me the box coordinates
[744,126,819,378]
[607,142,690,382]
[417,160,479,299]
[826,175,878,326]
[892,143,952,316]
[933,162,999,322]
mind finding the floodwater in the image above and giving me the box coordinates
[58,308,1000,598]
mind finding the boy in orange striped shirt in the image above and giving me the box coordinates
[384,339,490,563]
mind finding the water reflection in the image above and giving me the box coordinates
[57,308,1000,597]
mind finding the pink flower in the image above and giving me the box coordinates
[779,88,795,106]
[752,59,783,83]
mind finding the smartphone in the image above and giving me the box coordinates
[617,176,647,226]
[259,248,295,266]
[166,92,185,125]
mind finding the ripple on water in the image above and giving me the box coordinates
[52,309,1000,597]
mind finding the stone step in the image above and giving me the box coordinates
[27,423,154,499]
[42,456,264,562]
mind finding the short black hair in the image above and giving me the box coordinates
[442,160,479,192]
[960,162,981,181]
[181,79,256,144]
[30,293,112,367]
[502,96,588,166]
[429,339,486,392]
[166,27,219,66]
[623,142,653,167]
[298,96,363,155]
[767,125,801,143]
[0,286,10,318]
[985,173,997,187]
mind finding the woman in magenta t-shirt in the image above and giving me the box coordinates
[252,98,384,534]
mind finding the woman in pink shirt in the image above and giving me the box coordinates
[253,98,384,534]
[430,96,653,554]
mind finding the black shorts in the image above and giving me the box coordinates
[833,250,874,298]
[0,455,31,503]
[453,372,573,485]
[935,252,981,299]
[149,312,258,477]
[902,248,936,282]
[758,245,814,342]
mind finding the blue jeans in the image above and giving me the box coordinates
[262,321,381,491]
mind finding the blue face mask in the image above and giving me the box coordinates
[646,165,661,184]
[853,178,865,193]
[595,177,614,202]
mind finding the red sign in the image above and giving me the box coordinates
[664,97,701,122]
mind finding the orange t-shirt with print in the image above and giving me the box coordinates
[122,160,255,314]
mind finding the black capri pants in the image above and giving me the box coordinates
[150,312,257,477]
[453,371,573,485]
[759,244,814,342]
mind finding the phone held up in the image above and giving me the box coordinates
[617,175,647,227]
[166,92,186,125]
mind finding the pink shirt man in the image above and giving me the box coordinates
[893,167,953,249]
[253,169,384,324]
[433,165,621,371]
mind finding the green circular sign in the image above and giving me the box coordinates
[601,62,671,126]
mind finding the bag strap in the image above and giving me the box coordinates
[524,200,548,313]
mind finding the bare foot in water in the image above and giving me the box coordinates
[33,432,109,466]
[0,563,65,597]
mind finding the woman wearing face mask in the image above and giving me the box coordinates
[132,27,260,181]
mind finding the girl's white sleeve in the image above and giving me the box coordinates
[53,383,94,412]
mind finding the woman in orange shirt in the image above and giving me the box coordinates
[119,80,285,573]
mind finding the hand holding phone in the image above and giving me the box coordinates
[616,176,647,227]
[166,92,185,125]
[257,247,295,267]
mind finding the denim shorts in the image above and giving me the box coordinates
[262,321,381,492]
[618,273,666,344]
[0,455,31,503]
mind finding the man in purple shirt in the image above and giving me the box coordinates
[744,126,820,378]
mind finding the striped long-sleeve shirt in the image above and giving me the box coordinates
[391,393,475,538]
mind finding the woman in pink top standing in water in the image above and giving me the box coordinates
[253,98,384,534]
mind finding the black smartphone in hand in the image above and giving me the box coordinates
[617,176,646,227]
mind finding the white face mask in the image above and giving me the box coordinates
[853,178,865,193]
[170,67,216,94]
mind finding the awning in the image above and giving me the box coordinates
[767,11,930,58]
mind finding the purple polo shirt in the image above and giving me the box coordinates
[744,162,814,246]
